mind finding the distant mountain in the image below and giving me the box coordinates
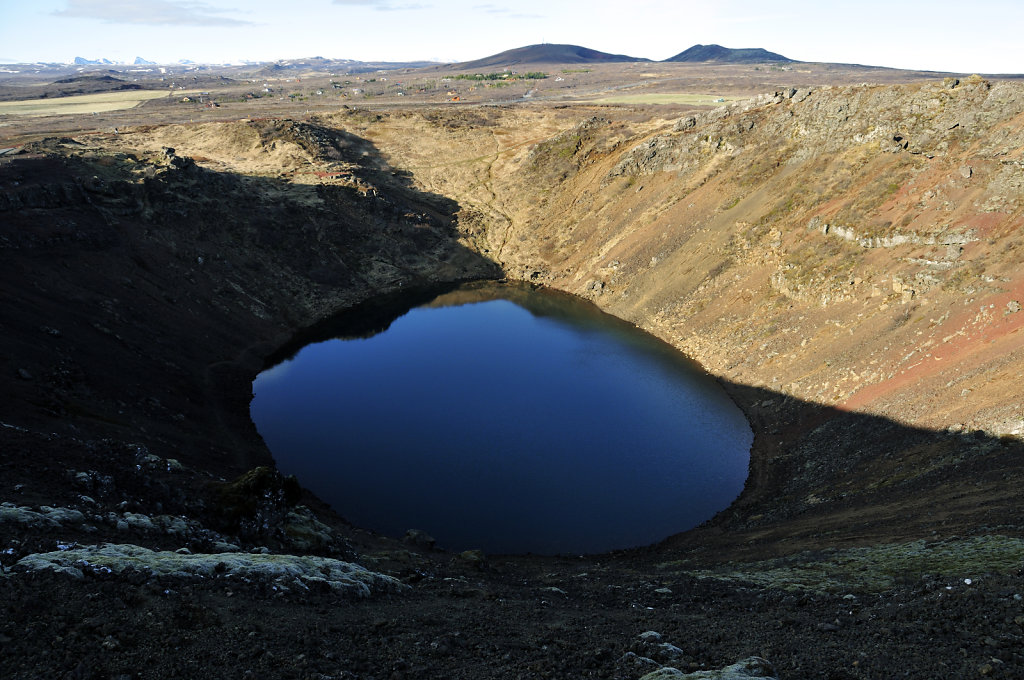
[73,57,115,65]
[251,57,438,77]
[664,44,792,63]
[454,44,648,70]
[12,74,145,100]
[53,74,125,84]
[134,56,155,65]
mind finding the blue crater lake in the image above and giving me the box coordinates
[250,282,751,555]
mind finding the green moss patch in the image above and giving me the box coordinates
[660,535,1024,593]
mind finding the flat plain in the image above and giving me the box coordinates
[0,90,193,117]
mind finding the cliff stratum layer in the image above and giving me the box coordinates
[2,78,1024,679]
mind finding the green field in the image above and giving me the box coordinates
[0,90,193,117]
[588,93,746,105]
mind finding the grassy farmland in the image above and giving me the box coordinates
[0,90,192,117]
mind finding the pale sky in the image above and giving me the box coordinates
[1,0,1021,74]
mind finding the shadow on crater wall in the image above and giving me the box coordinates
[0,126,499,486]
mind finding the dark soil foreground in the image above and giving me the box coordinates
[2,128,1023,680]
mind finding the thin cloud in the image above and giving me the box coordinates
[472,3,543,18]
[55,0,254,26]
[376,3,430,10]
[333,0,430,10]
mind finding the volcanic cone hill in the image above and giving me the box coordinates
[452,43,648,69]
[664,44,793,63]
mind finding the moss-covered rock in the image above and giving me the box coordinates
[212,466,302,538]
[0,503,85,529]
[640,657,777,679]
[281,505,336,552]
[12,543,405,597]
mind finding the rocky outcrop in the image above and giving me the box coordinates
[11,544,405,597]
[0,503,86,530]
[640,657,777,679]
[815,218,978,249]
[630,631,777,679]
[610,77,1016,179]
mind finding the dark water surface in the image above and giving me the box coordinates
[250,283,751,555]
